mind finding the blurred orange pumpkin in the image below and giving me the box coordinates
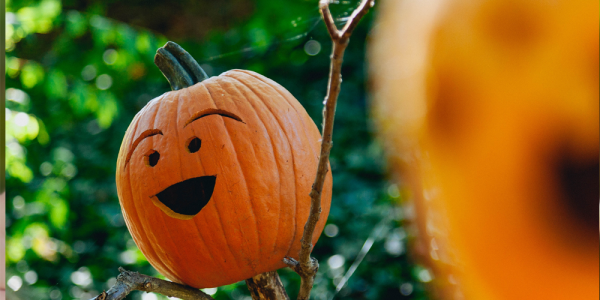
[370,0,598,299]
[116,42,332,288]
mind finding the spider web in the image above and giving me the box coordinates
[201,0,364,63]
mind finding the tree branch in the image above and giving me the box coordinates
[284,1,374,300]
[318,2,339,40]
[339,0,373,40]
[89,268,214,300]
[246,271,290,300]
[319,0,373,42]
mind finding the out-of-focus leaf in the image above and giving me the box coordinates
[45,70,68,99]
[36,118,51,145]
[96,92,118,128]
[7,159,33,183]
[5,56,21,78]
[20,61,45,89]
[66,10,88,37]
[49,197,69,229]
[135,32,152,54]
[7,236,26,262]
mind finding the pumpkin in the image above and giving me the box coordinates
[116,42,332,288]
[370,0,598,299]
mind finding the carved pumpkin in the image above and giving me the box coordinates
[371,0,598,299]
[116,42,332,288]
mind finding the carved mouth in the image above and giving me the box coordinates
[152,175,217,220]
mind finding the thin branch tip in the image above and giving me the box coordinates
[318,0,329,9]
[292,1,372,299]
[283,256,299,266]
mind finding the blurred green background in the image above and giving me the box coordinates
[5,0,433,299]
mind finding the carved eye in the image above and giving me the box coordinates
[146,150,160,167]
[187,137,202,153]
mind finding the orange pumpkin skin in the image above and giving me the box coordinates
[116,69,332,288]
[371,0,598,299]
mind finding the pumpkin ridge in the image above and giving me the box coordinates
[237,70,320,159]
[119,118,178,280]
[124,160,182,282]
[234,70,333,246]
[125,96,160,160]
[236,71,318,159]
[190,84,249,280]
[258,72,332,250]
[214,77,277,265]
[235,70,321,182]
[145,99,193,282]
[128,99,184,279]
[124,116,183,282]
[118,113,140,168]
[223,75,299,262]
[149,94,201,283]
[217,76,289,265]
[190,84,248,280]
[142,197,195,284]
[181,86,241,284]
[226,75,304,259]
[171,90,221,284]
[202,82,260,276]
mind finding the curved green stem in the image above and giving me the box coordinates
[154,41,208,91]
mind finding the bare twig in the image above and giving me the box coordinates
[89,268,214,300]
[246,271,290,300]
[284,1,374,300]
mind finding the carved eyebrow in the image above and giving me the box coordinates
[125,129,163,166]
[185,108,245,128]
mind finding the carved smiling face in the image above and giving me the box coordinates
[115,69,332,289]
[123,108,244,220]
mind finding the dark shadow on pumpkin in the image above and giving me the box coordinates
[156,175,217,217]
[549,143,599,249]
[557,155,599,236]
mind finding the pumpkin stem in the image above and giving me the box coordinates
[154,41,209,91]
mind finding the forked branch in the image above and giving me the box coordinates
[284,1,374,300]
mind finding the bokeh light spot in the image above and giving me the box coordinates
[96,74,113,90]
[324,224,339,237]
[8,275,23,291]
[400,282,413,296]
[81,65,97,81]
[304,40,321,56]
[327,254,345,269]
[103,49,118,65]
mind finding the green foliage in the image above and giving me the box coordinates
[5,1,432,299]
